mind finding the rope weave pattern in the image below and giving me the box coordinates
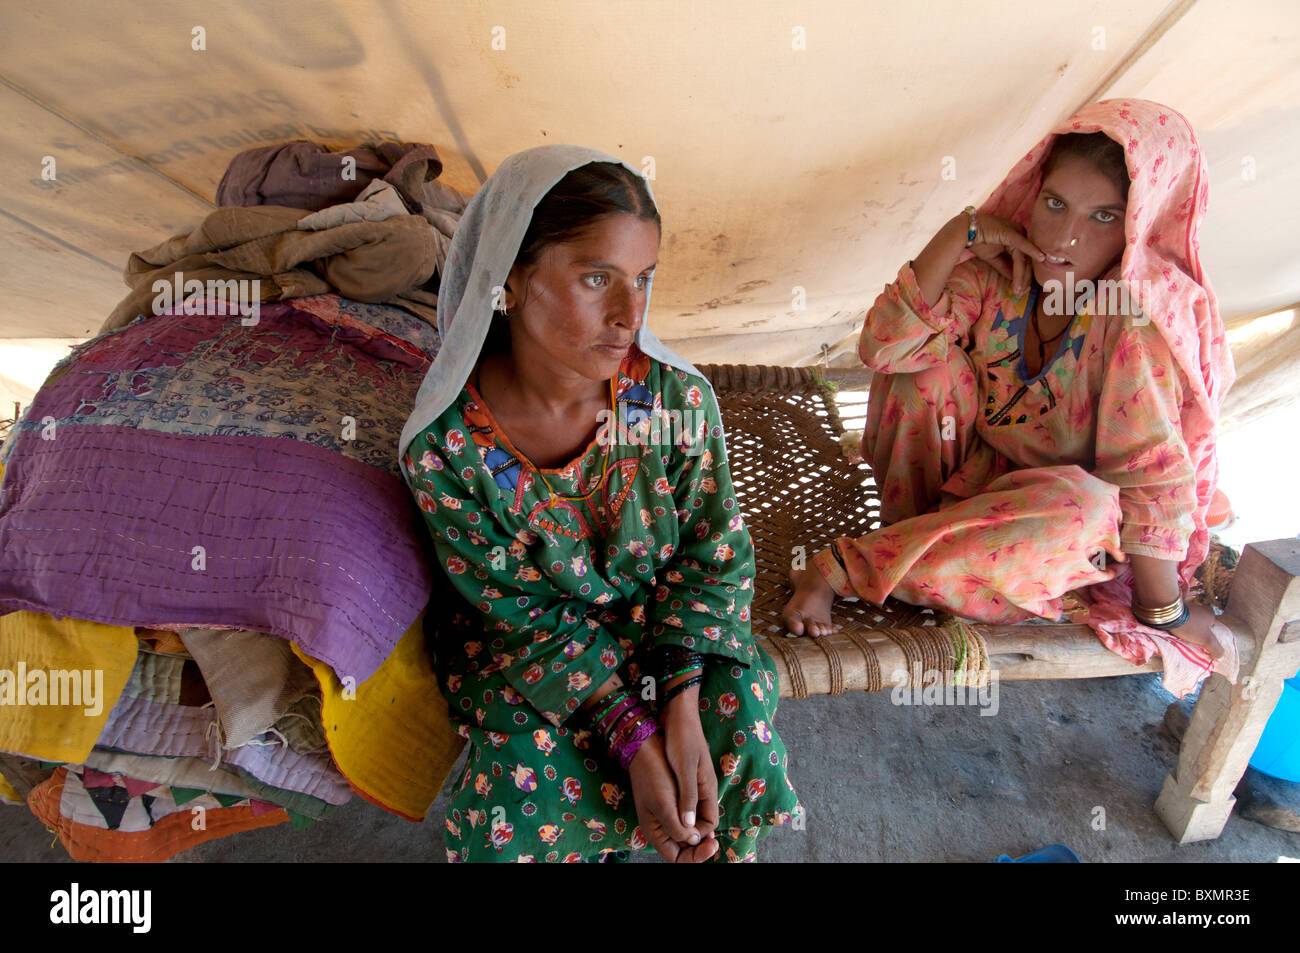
[699,363,946,697]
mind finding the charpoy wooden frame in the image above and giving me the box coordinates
[697,362,1300,844]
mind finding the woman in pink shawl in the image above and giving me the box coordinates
[782,99,1237,697]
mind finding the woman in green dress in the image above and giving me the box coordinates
[397,145,800,862]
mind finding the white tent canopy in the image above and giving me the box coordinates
[1,1,1297,398]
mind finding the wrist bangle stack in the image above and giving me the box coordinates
[588,689,629,727]
[591,693,636,736]
[654,645,706,708]
[1132,595,1190,630]
[656,645,705,690]
[662,673,704,706]
[964,205,979,246]
[588,689,659,771]
[608,710,660,771]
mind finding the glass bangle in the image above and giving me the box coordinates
[588,690,629,725]
[662,674,704,705]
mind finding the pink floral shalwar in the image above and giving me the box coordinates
[815,257,1193,624]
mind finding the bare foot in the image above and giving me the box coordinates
[1169,604,1231,660]
[782,567,838,637]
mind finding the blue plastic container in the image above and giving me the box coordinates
[1248,671,1300,782]
[995,843,1081,863]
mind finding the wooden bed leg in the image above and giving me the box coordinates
[1155,539,1300,843]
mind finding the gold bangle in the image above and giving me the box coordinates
[1136,598,1182,615]
[1134,607,1183,626]
[1133,596,1185,626]
[1135,595,1183,614]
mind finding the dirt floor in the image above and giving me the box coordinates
[4,670,1297,863]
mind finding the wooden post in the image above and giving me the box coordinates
[1155,538,1300,843]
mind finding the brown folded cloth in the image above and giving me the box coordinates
[216,140,443,213]
[100,205,438,333]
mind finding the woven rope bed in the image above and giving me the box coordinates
[694,362,1236,700]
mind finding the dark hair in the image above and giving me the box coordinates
[1043,131,1131,200]
[485,161,659,352]
[515,161,659,270]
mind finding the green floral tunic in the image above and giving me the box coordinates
[402,345,800,862]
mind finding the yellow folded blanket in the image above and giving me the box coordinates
[0,612,138,762]
[294,609,463,821]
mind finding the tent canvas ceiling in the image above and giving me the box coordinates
[0,0,1297,375]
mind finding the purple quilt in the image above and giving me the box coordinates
[0,295,439,684]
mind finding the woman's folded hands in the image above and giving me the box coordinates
[629,676,721,862]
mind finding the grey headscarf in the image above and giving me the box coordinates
[397,144,708,489]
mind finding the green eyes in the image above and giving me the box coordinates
[1044,195,1121,224]
[583,274,652,289]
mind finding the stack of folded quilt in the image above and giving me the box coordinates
[0,139,474,861]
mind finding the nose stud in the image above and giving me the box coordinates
[1069,237,1078,247]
